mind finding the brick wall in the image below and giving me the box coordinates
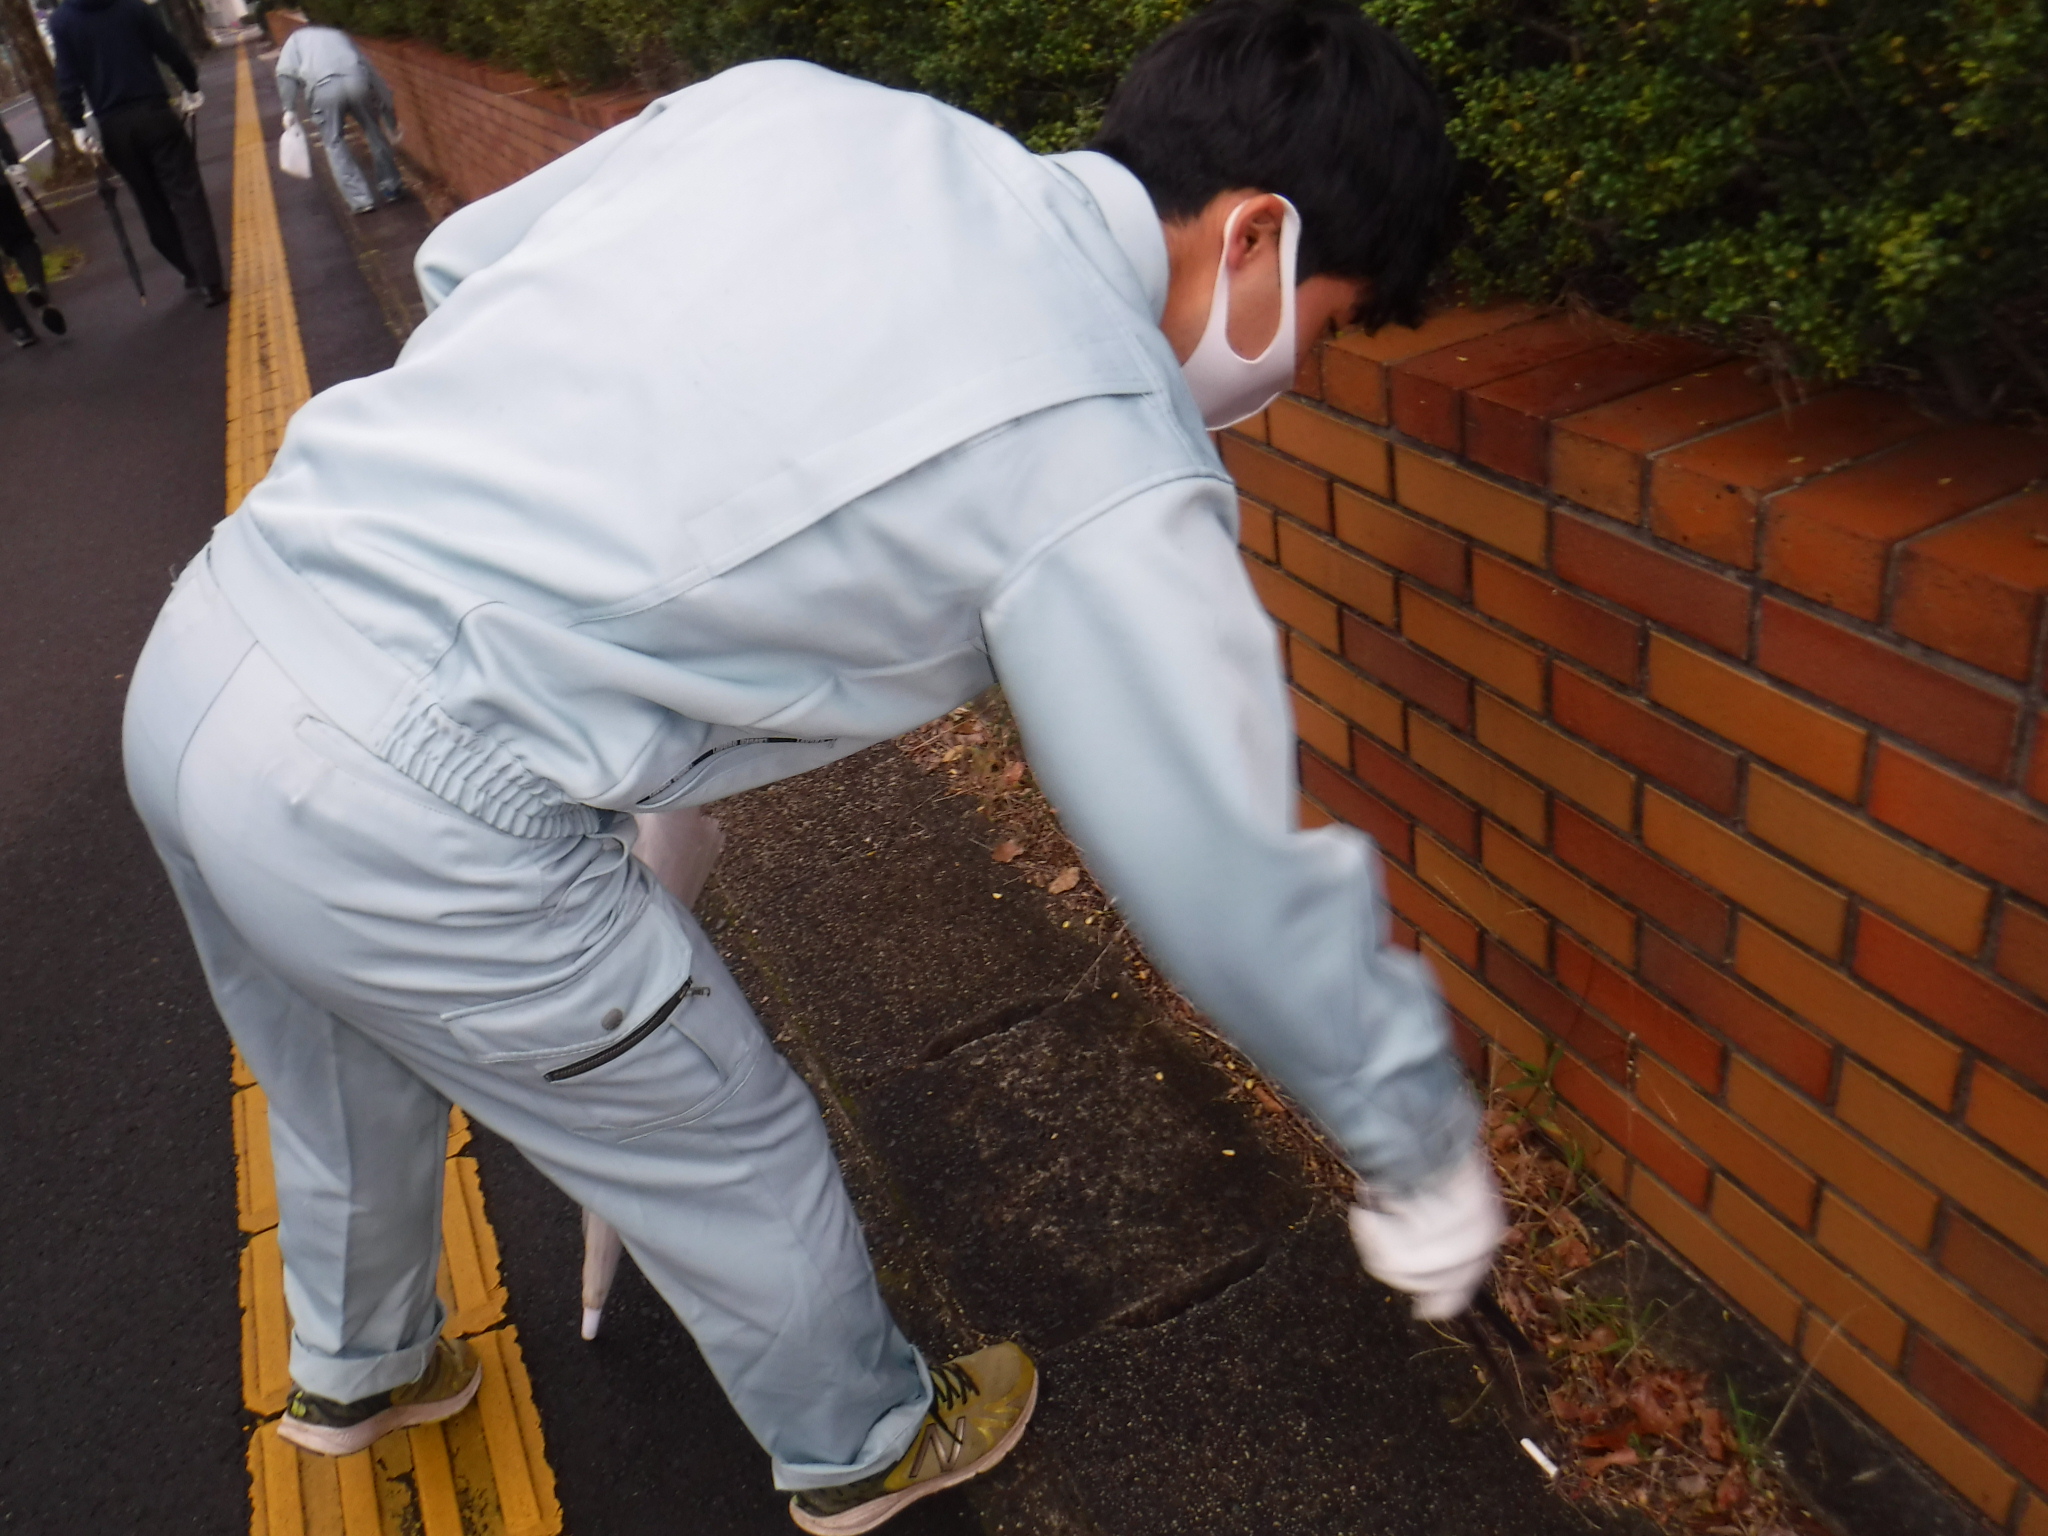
[256,19,2048,1528]
[1247,310,2048,1530]
[266,13,652,203]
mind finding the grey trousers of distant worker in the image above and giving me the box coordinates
[308,69,402,212]
[121,553,933,1491]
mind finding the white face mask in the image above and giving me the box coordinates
[1179,196,1301,430]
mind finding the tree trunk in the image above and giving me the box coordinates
[0,0,92,186]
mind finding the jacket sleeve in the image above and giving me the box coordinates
[412,114,642,312]
[274,32,303,117]
[137,0,199,93]
[982,474,1479,1195]
[51,18,85,126]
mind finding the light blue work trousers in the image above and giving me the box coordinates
[121,553,931,1490]
[307,70,402,212]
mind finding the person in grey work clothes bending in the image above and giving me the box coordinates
[123,5,1506,1532]
[275,24,403,214]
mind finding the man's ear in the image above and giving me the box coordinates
[1221,193,1289,275]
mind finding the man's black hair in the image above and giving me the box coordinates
[1092,0,1456,330]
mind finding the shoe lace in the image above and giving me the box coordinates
[929,1361,976,1414]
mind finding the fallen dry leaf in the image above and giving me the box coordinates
[991,839,1024,864]
[1047,866,1081,895]
[1716,1469,1749,1513]
[1583,1448,1640,1476]
[1000,760,1028,787]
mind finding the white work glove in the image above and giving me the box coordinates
[181,89,205,116]
[280,109,297,128]
[73,122,100,157]
[4,163,28,192]
[1349,1142,1507,1320]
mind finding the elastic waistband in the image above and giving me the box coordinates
[206,515,603,840]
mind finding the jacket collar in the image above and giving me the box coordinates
[1046,150,1170,323]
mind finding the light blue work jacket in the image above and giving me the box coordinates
[205,60,1474,1192]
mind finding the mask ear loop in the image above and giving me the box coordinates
[1206,196,1300,365]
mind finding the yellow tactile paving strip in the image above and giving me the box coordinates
[223,46,563,1536]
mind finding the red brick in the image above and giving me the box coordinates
[1353,731,1480,856]
[1737,918,1961,1108]
[1393,450,1548,565]
[1909,1341,2048,1489]
[1220,436,1333,531]
[1761,426,2048,622]
[1334,486,1468,597]
[1553,361,1784,522]
[1893,491,2048,682]
[2030,716,2048,806]
[1562,1064,1712,1206]
[1725,1058,1939,1247]
[1555,805,1731,954]
[1855,912,2048,1091]
[1552,512,1752,657]
[1837,1062,2048,1265]
[1421,838,1549,961]
[1290,687,1350,764]
[1238,497,1277,560]
[2000,902,2048,1005]
[1553,666,1740,814]
[1649,636,1868,801]
[1713,1181,1906,1358]
[1474,694,1635,829]
[1640,929,1834,1098]
[1245,558,1339,649]
[1384,861,1481,970]
[1321,306,1539,426]
[1392,315,1615,451]
[1447,1006,1487,1075]
[1650,390,1931,568]
[1470,552,1642,685]
[1400,588,1546,709]
[1299,747,1412,863]
[1757,599,2020,780]
[1487,830,1637,964]
[1817,1193,2048,1400]
[1940,1217,2048,1342]
[1267,397,1391,497]
[1287,635,1404,747]
[1637,1053,1814,1222]
[1483,940,1630,1080]
[1341,612,1472,730]
[1968,1066,2048,1179]
[1552,932,1720,1089]
[1870,745,2048,909]
[1410,719,1547,840]
[1747,770,1990,954]
[1277,522,1398,623]
[1465,335,1724,487]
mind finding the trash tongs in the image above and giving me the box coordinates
[1452,1285,1566,1479]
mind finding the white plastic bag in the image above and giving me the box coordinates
[277,113,312,179]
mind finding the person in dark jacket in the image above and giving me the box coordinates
[0,119,67,346]
[49,0,227,304]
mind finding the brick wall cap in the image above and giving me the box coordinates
[1555,361,1791,455]
[1328,303,1539,365]
[1468,333,1726,420]
[1657,388,1932,493]
[1394,312,1616,391]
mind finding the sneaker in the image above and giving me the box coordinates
[789,1342,1037,1535]
[39,305,66,335]
[7,325,36,348]
[202,285,230,307]
[276,1336,482,1457]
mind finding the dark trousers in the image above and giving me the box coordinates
[0,187,41,335]
[98,97,223,290]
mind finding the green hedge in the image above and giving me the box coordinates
[307,0,2048,387]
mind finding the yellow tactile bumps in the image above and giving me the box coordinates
[223,48,562,1531]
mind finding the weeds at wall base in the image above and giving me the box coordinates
[900,692,1829,1535]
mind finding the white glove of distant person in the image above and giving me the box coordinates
[1349,1142,1507,1320]
[4,163,28,192]
[181,90,205,116]
[73,122,99,156]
